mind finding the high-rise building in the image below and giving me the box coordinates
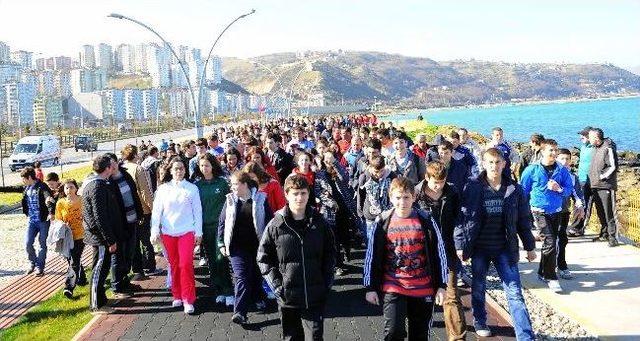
[168,89,191,117]
[185,48,203,88]
[70,68,107,94]
[11,50,33,70]
[0,41,10,63]
[170,63,188,88]
[148,43,171,87]
[36,56,73,71]
[135,43,148,73]
[80,45,96,68]
[142,89,159,120]
[124,89,143,120]
[101,89,125,122]
[0,63,21,84]
[36,70,55,96]
[2,76,36,127]
[205,56,222,85]
[97,43,113,71]
[33,96,64,129]
[116,44,135,74]
[53,70,71,98]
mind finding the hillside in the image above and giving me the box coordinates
[221,51,640,107]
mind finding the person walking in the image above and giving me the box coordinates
[151,157,203,314]
[21,166,55,276]
[218,171,273,324]
[83,154,122,313]
[195,153,234,309]
[55,179,87,298]
[257,174,336,340]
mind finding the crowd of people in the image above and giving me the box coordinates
[19,113,621,341]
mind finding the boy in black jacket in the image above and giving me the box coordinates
[364,176,447,340]
[414,161,467,340]
[21,167,55,276]
[257,175,336,341]
[83,154,125,313]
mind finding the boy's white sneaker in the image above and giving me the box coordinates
[172,299,183,307]
[548,280,563,293]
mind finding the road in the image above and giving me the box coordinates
[0,125,218,187]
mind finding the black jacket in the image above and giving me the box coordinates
[414,181,460,270]
[21,180,55,222]
[109,167,144,239]
[363,208,448,292]
[454,172,536,264]
[257,206,336,309]
[82,174,125,247]
[589,138,618,190]
[271,147,294,185]
[446,158,471,195]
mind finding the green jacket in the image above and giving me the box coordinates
[195,176,230,229]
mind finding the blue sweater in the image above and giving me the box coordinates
[520,162,573,213]
[577,142,594,183]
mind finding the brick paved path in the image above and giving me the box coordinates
[79,249,515,340]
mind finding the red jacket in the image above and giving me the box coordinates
[260,179,286,213]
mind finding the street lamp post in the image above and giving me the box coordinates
[198,9,256,131]
[108,13,201,137]
[251,60,288,122]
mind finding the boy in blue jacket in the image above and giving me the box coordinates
[520,139,573,293]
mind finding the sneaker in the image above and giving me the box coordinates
[266,292,277,300]
[91,306,115,315]
[215,295,226,304]
[475,324,492,337]
[25,264,35,275]
[63,289,73,299]
[199,258,207,267]
[592,235,608,242]
[548,280,563,293]
[558,269,574,280]
[172,299,183,307]
[457,277,466,287]
[232,313,247,325]
[131,273,148,282]
[225,296,235,307]
[256,300,267,311]
[183,303,195,314]
[566,228,584,237]
[145,268,165,276]
[608,238,620,247]
[35,268,44,277]
[113,291,133,299]
[335,267,345,277]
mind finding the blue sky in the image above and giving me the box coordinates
[1,0,638,67]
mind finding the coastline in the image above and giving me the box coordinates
[379,93,640,115]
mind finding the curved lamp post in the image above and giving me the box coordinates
[108,13,200,137]
[198,9,256,129]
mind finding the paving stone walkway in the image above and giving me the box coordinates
[77,249,515,340]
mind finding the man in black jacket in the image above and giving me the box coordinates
[266,133,293,185]
[21,167,55,276]
[83,154,123,313]
[414,161,467,340]
[257,175,336,341]
[588,128,620,246]
[105,153,144,296]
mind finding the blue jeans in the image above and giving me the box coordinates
[471,248,535,341]
[365,220,377,246]
[26,220,50,270]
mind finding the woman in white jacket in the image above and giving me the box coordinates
[151,157,202,315]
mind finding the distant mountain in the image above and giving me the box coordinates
[221,51,640,107]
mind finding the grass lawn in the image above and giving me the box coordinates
[0,280,94,341]
[0,192,22,208]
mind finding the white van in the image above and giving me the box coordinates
[9,135,61,172]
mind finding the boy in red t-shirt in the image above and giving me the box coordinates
[364,176,447,340]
